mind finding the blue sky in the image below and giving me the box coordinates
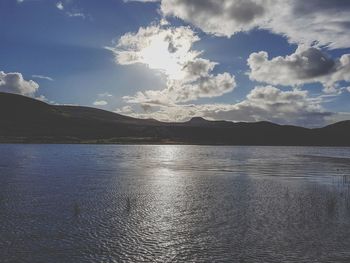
[1,0,350,127]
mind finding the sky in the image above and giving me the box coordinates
[1,0,350,127]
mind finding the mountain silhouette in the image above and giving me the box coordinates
[0,92,349,146]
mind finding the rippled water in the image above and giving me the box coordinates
[1,145,350,262]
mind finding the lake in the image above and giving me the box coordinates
[0,145,350,262]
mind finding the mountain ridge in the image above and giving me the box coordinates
[0,92,349,146]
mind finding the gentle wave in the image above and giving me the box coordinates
[0,145,350,262]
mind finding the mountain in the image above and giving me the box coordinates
[0,92,349,146]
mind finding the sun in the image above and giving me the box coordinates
[139,35,185,80]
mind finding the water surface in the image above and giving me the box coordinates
[0,145,350,262]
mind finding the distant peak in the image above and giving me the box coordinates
[189,117,208,123]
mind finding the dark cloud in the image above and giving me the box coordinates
[293,0,350,14]
[295,48,335,78]
[153,0,350,49]
[228,0,265,23]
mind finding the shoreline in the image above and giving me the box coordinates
[0,137,349,147]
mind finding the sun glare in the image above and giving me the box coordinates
[139,35,185,80]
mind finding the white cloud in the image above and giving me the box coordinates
[66,12,86,19]
[115,105,135,114]
[108,24,236,105]
[123,71,235,105]
[247,47,350,92]
[32,75,54,81]
[98,92,113,98]
[0,71,39,96]
[137,0,350,49]
[55,1,86,19]
[93,100,108,106]
[56,1,64,10]
[35,95,49,102]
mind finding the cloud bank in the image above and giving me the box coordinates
[116,85,333,127]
